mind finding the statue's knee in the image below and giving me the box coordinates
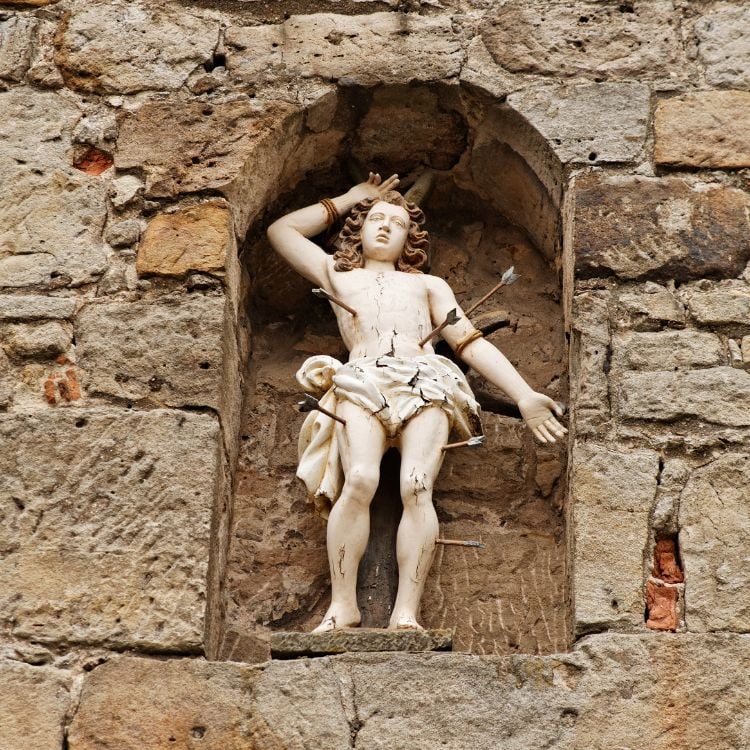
[343,464,380,504]
[400,469,433,505]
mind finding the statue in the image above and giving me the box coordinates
[267,173,567,632]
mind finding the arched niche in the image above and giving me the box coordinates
[218,82,570,661]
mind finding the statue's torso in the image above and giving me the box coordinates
[326,265,436,360]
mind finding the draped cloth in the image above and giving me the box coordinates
[296,354,482,517]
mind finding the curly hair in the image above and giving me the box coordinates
[332,191,430,273]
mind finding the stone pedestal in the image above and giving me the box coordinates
[270,629,453,659]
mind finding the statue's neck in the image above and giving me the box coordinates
[362,258,397,273]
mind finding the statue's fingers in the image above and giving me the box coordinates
[546,416,568,435]
[532,426,548,444]
[538,424,556,443]
[382,174,399,191]
[374,173,382,185]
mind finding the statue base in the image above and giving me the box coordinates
[270,628,453,659]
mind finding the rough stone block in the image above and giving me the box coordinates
[574,173,750,280]
[136,201,233,278]
[619,368,750,427]
[482,1,685,80]
[225,13,463,86]
[680,454,750,632]
[56,0,219,94]
[695,4,750,90]
[570,291,610,434]
[655,91,750,168]
[615,283,685,331]
[115,96,299,202]
[76,293,225,408]
[104,219,140,249]
[0,89,107,288]
[1,321,71,359]
[686,283,750,326]
[68,635,750,750]
[0,295,76,321]
[0,660,72,750]
[572,443,659,632]
[0,14,35,82]
[0,408,219,650]
[271,628,452,658]
[612,330,724,371]
[508,83,649,164]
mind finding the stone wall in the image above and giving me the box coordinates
[1,0,749,747]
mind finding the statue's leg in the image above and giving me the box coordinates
[389,406,450,630]
[313,399,387,633]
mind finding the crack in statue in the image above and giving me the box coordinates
[268,173,567,632]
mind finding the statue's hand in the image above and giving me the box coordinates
[517,392,568,443]
[348,172,400,204]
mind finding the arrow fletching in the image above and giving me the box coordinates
[467,436,486,447]
[311,288,329,299]
[501,266,520,285]
[298,394,319,413]
[445,308,460,326]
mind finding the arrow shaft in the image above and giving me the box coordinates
[436,538,486,548]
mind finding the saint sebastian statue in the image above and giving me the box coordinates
[268,173,566,632]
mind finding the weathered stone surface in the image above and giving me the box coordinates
[680,454,750,632]
[0,660,72,750]
[104,219,140,248]
[1,321,71,358]
[56,0,219,94]
[27,16,63,88]
[69,635,750,750]
[0,89,107,288]
[0,408,218,649]
[612,330,725,371]
[352,86,467,173]
[0,14,35,81]
[615,283,685,331]
[115,96,299,202]
[620,368,750,427]
[136,201,233,278]
[76,293,225,408]
[482,1,685,80]
[574,173,750,280]
[572,442,659,632]
[570,291,610,434]
[0,295,76,320]
[508,83,649,164]
[695,4,750,90]
[686,283,750,326]
[655,91,750,168]
[225,13,463,87]
[2,0,59,5]
[459,35,516,100]
[271,628,452,658]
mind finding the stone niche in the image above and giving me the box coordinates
[218,83,570,662]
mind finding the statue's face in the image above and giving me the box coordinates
[361,201,410,263]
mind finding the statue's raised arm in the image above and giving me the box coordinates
[267,173,400,289]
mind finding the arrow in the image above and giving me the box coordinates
[464,266,520,318]
[418,307,461,347]
[297,394,347,425]
[436,539,486,549]
[441,435,486,451]
[312,288,358,317]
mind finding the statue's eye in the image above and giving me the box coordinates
[369,213,384,221]
[392,218,406,229]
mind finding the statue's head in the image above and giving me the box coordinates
[333,191,429,273]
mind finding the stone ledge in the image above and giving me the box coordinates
[66,633,750,750]
[270,628,453,658]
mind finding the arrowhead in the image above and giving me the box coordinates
[311,288,328,299]
[468,436,486,447]
[298,394,320,412]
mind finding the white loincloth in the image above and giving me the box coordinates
[296,354,482,517]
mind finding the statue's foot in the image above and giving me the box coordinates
[388,614,424,630]
[312,606,361,633]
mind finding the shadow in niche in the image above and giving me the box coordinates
[219,82,570,662]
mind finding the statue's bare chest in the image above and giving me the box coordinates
[329,270,429,318]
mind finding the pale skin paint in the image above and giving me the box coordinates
[267,173,567,631]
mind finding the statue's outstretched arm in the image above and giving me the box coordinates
[426,276,567,443]
[267,173,400,287]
